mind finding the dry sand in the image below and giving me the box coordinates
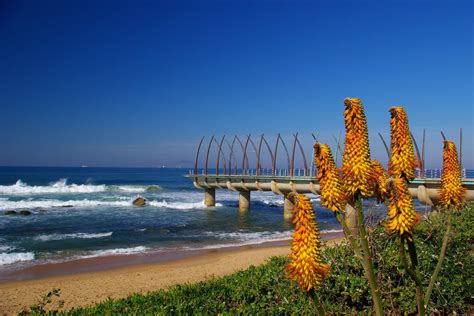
[0,237,344,315]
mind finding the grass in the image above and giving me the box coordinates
[22,204,473,315]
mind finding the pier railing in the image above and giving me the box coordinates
[189,168,474,180]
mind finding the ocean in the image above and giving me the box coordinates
[0,166,423,279]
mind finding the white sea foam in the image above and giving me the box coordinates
[205,230,292,242]
[321,229,344,234]
[82,246,148,259]
[0,198,223,211]
[205,229,342,243]
[261,199,284,206]
[148,200,223,210]
[0,199,132,210]
[0,179,151,195]
[115,185,150,193]
[188,230,341,250]
[33,232,113,242]
[0,245,14,252]
[0,252,35,265]
[0,179,106,195]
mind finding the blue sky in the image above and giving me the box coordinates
[0,0,472,168]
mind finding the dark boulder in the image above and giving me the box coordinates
[19,210,32,216]
[133,197,146,206]
[4,210,16,215]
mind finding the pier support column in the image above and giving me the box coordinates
[239,190,250,212]
[283,195,294,220]
[204,188,216,207]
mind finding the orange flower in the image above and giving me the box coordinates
[369,160,389,203]
[439,140,465,209]
[342,98,372,198]
[388,107,416,181]
[314,142,346,212]
[385,176,417,238]
[286,193,330,291]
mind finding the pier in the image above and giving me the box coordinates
[186,134,474,218]
[187,173,474,218]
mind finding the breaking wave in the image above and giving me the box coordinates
[33,232,113,242]
[0,199,131,210]
[0,198,221,210]
[0,179,150,195]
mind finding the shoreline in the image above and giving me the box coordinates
[0,230,343,283]
[0,232,344,315]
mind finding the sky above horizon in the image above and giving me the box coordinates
[0,0,472,169]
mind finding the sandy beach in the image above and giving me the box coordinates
[0,235,344,315]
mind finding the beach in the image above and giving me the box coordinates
[0,235,344,315]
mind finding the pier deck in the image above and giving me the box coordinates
[186,174,474,218]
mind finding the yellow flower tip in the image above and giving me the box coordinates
[344,97,361,108]
[440,140,466,209]
[313,142,346,212]
[343,97,353,109]
[388,106,416,180]
[342,98,372,198]
[389,106,402,117]
[286,194,330,291]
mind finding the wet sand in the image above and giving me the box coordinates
[0,233,344,315]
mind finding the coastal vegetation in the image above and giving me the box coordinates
[22,203,473,314]
[21,98,471,315]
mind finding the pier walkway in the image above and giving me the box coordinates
[186,173,474,219]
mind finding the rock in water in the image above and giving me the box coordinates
[146,185,162,193]
[19,210,32,216]
[4,210,17,215]
[133,197,146,206]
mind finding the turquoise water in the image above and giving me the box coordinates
[0,167,348,273]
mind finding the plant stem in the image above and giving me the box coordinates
[399,236,425,316]
[424,211,453,307]
[335,212,363,261]
[354,197,384,316]
[406,238,425,316]
[308,288,325,316]
[398,237,418,283]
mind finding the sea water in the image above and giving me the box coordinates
[0,167,422,274]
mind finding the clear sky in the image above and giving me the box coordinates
[0,0,472,168]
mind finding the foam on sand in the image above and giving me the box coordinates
[82,246,149,259]
[0,252,35,265]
